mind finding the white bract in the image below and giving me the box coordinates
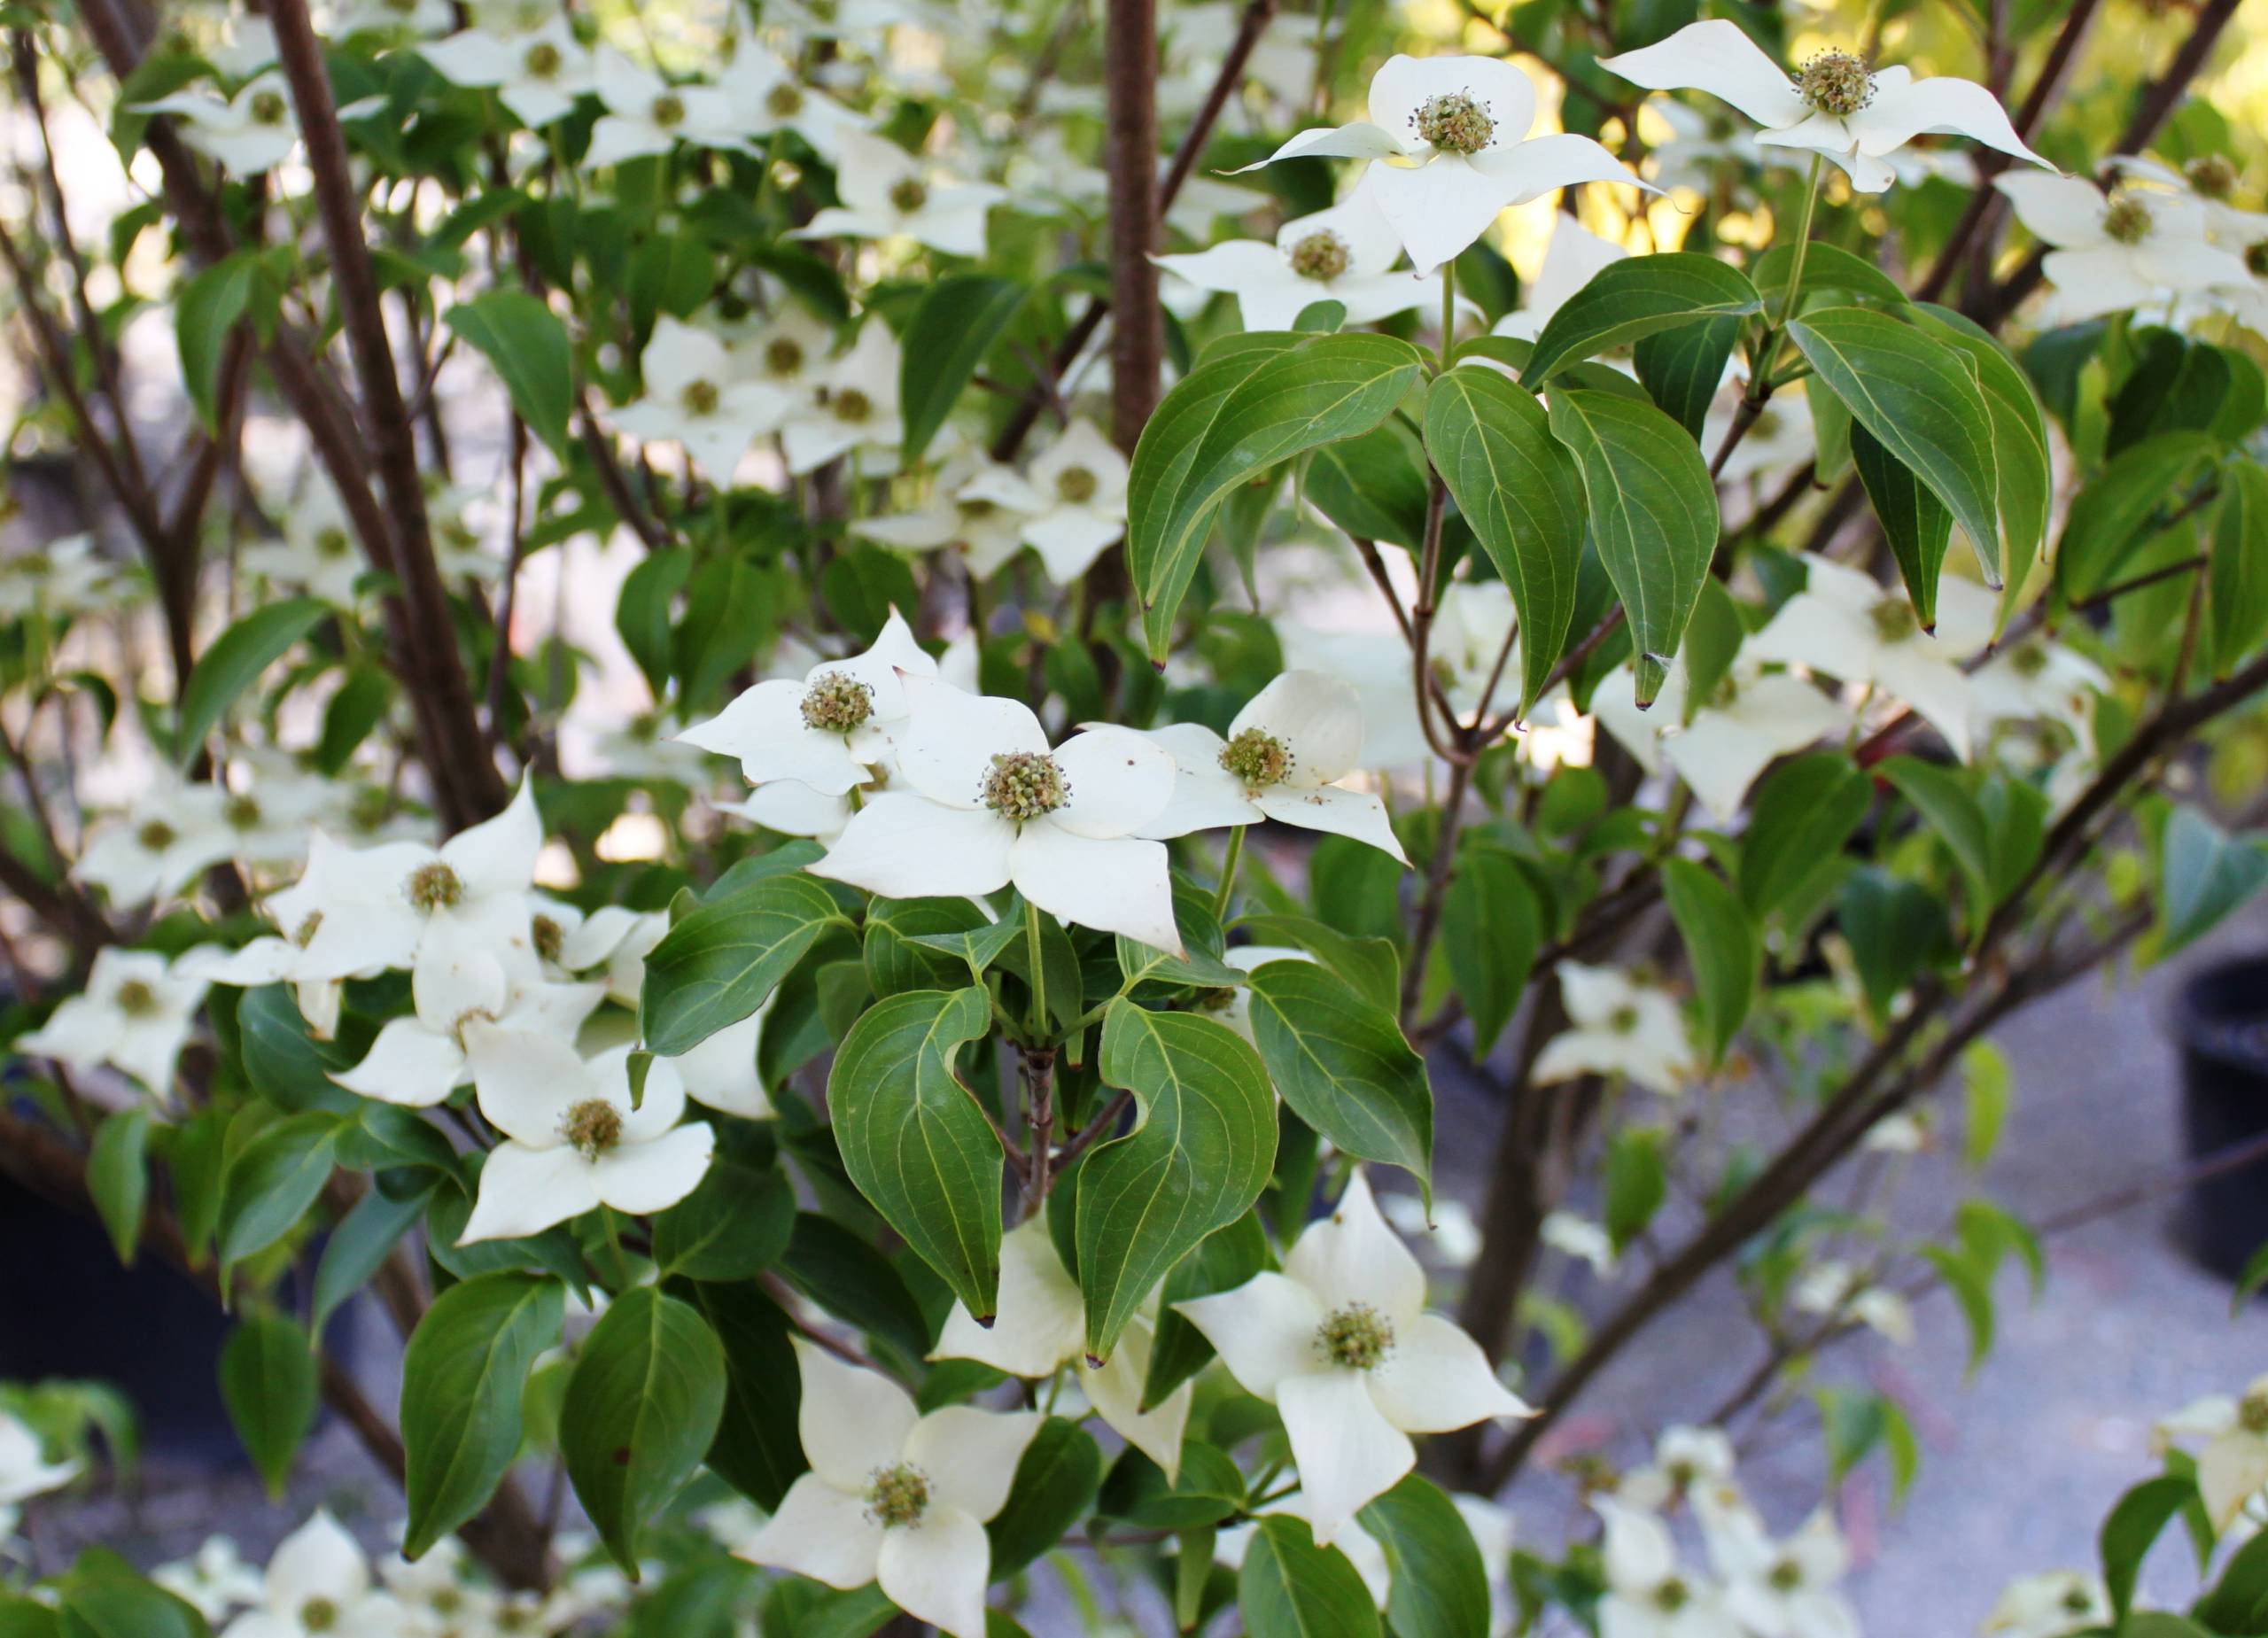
[718,46,870,159]
[1132,670,1410,864]
[154,1537,268,1621]
[784,319,906,476]
[18,946,208,1100]
[930,1219,1193,1479]
[135,74,299,175]
[793,128,1007,256]
[1703,1508,1860,1638]
[1983,1571,2112,1637]
[219,1510,400,1638]
[0,1409,76,1539]
[956,419,1131,584]
[679,608,936,794]
[1534,961,1695,1096]
[1593,658,1849,823]
[1600,20,2051,193]
[1232,54,1650,275]
[331,970,605,1109]
[2159,1378,2268,1530]
[1154,175,1451,332]
[1595,1498,1741,1638]
[740,1339,1042,1638]
[1174,1170,1530,1544]
[613,317,792,481]
[855,458,1033,578]
[1791,1260,1915,1345]
[1995,172,2252,324]
[586,50,742,167]
[418,14,592,127]
[1748,555,1995,760]
[813,676,1184,952]
[1541,1209,1619,1277]
[459,1028,715,1242]
[1616,1425,1736,1511]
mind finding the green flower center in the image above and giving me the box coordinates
[981,751,1068,821]
[1654,1578,1690,1613]
[522,41,562,78]
[315,526,353,560]
[1218,727,1293,793]
[2102,196,2154,245]
[1608,1002,1642,1036]
[889,176,929,213]
[1288,230,1350,281]
[406,860,465,912]
[1413,90,1494,155]
[2009,641,2051,678]
[681,377,721,416]
[765,337,805,377]
[562,1098,624,1157]
[1314,1301,1394,1370]
[2187,154,2240,200]
[294,911,324,948]
[650,92,686,128]
[1869,594,1920,644]
[250,89,290,126]
[801,670,874,733]
[1055,465,1099,505]
[2062,1588,2096,1614]
[2241,1388,2268,1434]
[1767,1559,1804,1593]
[865,1462,930,1528]
[137,819,178,850]
[1796,50,1875,117]
[766,82,804,118]
[833,387,874,424]
[299,1599,339,1634]
[2248,241,2268,279]
[532,913,564,963]
[113,979,161,1018]
[224,794,263,829]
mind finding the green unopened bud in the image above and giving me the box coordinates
[523,40,562,77]
[2187,154,2240,200]
[250,89,290,126]
[865,1462,930,1527]
[765,337,805,377]
[1768,1559,1805,1593]
[299,1599,340,1634]
[681,378,721,416]
[224,794,263,829]
[2248,241,2268,279]
[1654,1579,1690,1614]
[833,387,874,424]
[137,819,178,850]
[766,82,804,118]
[650,92,686,128]
[1055,465,1099,505]
[889,176,929,213]
[1607,1002,1642,1036]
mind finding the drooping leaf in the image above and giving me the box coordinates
[1244,959,1433,1199]
[2159,806,2268,956]
[218,1312,318,1499]
[1851,423,1953,628]
[85,1107,151,1266]
[986,1417,1104,1580]
[445,290,575,457]
[175,599,331,765]
[2210,458,2268,675]
[1660,858,1756,1065]
[899,275,1031,462]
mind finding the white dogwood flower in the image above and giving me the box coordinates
[1594,1498,1742,1638]
[854,460,1032,579]
[1969,636,2107,755]
[1541,1210,1620,1277]
[459,1027,714,1242]
[1174,1170,1530,1544]
[1791,1261,1915,1345]
[1704,1510,1860,1638]
[74,783,240,906]
[1994,172,2252,323]
[783,319,905,476]
[1154,174,1452,331]
[1616,1425,1736,1511]
[813,677,1184,952]
[586,50,743,167]
[1131,671,1409,864]
[794,129,1006,257]
[19,947,207,1100]
[418,14,591,128]
[331,969,605,1110]
[1593,659,1849,824]
[718,46,869,159]
[2159,1378,2268,1530]
[613,317,791,480]
[679,608,936,794]
[220,1510,400,1638]
[955,419,1130,584]
[1233,54,1648,275]
[1600,21,2051,193]
[153,1537,267,1621]
[1534,962,1695,1096]
[135,74,299,174]
[0,1410,77,1535]
[1748,554,1994,760]
[1983,1571,2110,1637]
[931,1219,1193,1479]
[740,1339,1042,1638]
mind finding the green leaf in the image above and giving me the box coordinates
[827,986,1004,1319]
[899,275,1031,462]
[562,1287,728,1577]
[626,234,717,342]
[1879,756,1997,915]
[1245,959,1433,1199]
[53,1561,209,1638]
[1752,239,1909,308]
[2233,1239,2268,1316]
[1838,866,1949,1021]
[1520,253,1762,384]
[216,1111,344,1289]
[1956,1198,2046,1295]
[778,1213,935,1365]
[1233,915,1401,1015]
[1739,753,1871,920]
[175,599,330,764]
[175,252,266,431]
[617,548,693,700]
[2159,806,2268,956]
[1305,419,1433,549]
[401,1270,564,1560]
[85,1107,151,1265]
[1918,1244,1995,1373]
[1634,314,1744,443]
[1914,306,2053,602]
[1660,859,1756,1066]
[640,872,850,1056]
[652,1160,796,1282]
[312,1182,429,1338]
[1441,848,1541,1057]
[1962,1041,2013,1169]
[2210,459,2268,674]
[986,1417,1104,1580]
[2101,1473,2199,1619]
[1423,368,1588,712]
[1127,333,1425,662]
[218,1312,317,1499]
[1789,307,2007,586]
[1545,388,1718,705]
[1142,1213,1270,1408]
[1098,1440,1247,1529]
[1603,1128,1667,1252]
[1357,1475,1491,1638]
[445,291,575,458]
[1239,1514,1385,1638]
[2056,431,2218,601]
[1079,1002,1277,1360]
[1851,423,1953,628]
[672,1277,806,1510]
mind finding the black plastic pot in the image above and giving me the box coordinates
[2177,953,2268,1282]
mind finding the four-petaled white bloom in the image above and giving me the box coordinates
[459,1027,715,1242]
[956,419,1131,584]
[931,1218,1194,1479]
[1534,961,1695,1096]
[1601,20,2052,193]
[19,946,207,1100]
[680,607,936,793]
[1133,671,1410,864]
[331,968,605,1110]
[784,319,905,476]
[418,14,591,127]
[614,316,791,481]
[740,1338,1042,1638]
[1995,171,2253,324]
[1616,1424,1736,1511]
[1594,657,1849,824]
[1983,1570,2110,1637]
[135,74,300,175]
[1174,1170,1531,1544]
[718,46,870,159]
[2157,1377,2268,1530]
[219,1509,401,1638]
[1748,555,1994,761]
[586,49,742,167]
[1154,174,1453,332]
[153,1536,267,1621]
[793,128,1006,257]
[1234,54,1651,276]
[1703,1508,1860,1638]
[1594,1497,1741,1638]
[813,676,1184,952]
[1791,1260,1915,1345]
